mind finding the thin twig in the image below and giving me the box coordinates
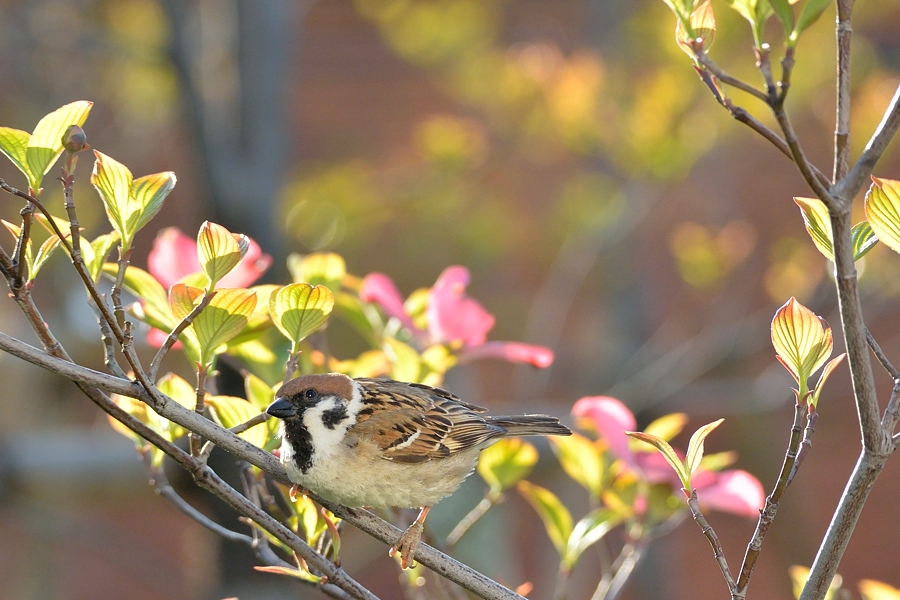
[445,493,498,547]
[772,108,838,209]
[735,402,806,597]
[865,328,900,379]
[191,366,210,457]
[694,53,768,103]
[111,246,133,330]
[148,291,216,381]
[686,489,735,593]
[880,380,900,443]
[789,407,819,480]
[14,203,33,287]
[92,301,129,379]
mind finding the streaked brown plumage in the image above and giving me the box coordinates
[266,372,571,568]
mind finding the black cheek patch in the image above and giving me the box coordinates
[321,404,349,430]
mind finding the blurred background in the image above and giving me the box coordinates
[1,0,900,598]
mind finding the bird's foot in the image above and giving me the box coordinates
[289,484,310,502]
[389,521,425,569]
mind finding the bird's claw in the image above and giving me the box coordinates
[390,521,425,569]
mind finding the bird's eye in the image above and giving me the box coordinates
[304,389,317,400]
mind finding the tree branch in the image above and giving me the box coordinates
[0,332,525,600]
[833,0,853,181]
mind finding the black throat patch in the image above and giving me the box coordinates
[283,419,314,474]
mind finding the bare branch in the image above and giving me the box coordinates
[694,53,768,103]
[833,1,853,181]
[834,83,900,201]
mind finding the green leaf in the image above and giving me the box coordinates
[768,0,794,36]
[851,221,878,261]
[563,508,624,569]
[550,433,605,497]
[26,101,92,190]
[859,579,900,600]
[642,412,689,443]
[104,262,170,321]
[771,297,833,385]
[795,197,834,259]
[517,481,573,557]
[157,372,197,440]
[30,230,64,278]
[795,0,832,35]
[87,232,121,282]
[269,283,335,351]
[254,565,324,584]
[244,371,276,412]
[288,251,347,290]
[197,221,245,288]
[334,291,380,346]
[1,220,33,278]
[130,171,176,235]
[625,431,690,488]
[685,419,724,477]
[91,151,175,251]
[193,288,257,366]
[810,353,846,407]
[91,151,134,247]
[384,337,422,382]
[675,0,716,54]
[206,395,267,448]
[477,438,538,496]
[169,283,205,321]
[0,128,32,183]
[865,178,900,255]
[698,451,737,472]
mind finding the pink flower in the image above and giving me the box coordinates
[571,396,764,516]
[359,272,418,332]
[358,266,554,369]
[427,266,495,346]
[693,469,764,518]
[148,227,272,289]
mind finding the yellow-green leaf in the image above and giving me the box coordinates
[795,0,833,35]
[168,283,205,321]
[26,101,92,190]
[157,372,196,440]
[865,177,900,255]
[685,419,724,477]
[0,127,32,183]
[810,353,846,407]
[254,565,323,584]
[642,412,689,443]
[625,430,689,489]
[288,251,346,290]
[206,395,267,448]
[91,151,134,247]
[859,580,900,600]
[771,297,833,385]
[697,450,737,472]
[193,288,257,366]
[197,221,245,288]
[852,221,878,260]
[477,438,538,496]
[87,232,121,282]
[517,481,572,557]
[131,171,176,235]
[384,337,422,383]
[269,283,334,350]
[550,433,604,497]
[564,508,624,569]
[676,0,716,55]
[795,197,834,259]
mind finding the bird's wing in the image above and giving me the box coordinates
[351,379,503,463]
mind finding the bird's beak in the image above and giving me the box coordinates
[266,397,298,419]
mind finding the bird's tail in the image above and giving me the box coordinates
[488,415,572,437]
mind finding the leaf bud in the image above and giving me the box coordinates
[62,125,88,153]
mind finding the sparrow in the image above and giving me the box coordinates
[265,372,572,568]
